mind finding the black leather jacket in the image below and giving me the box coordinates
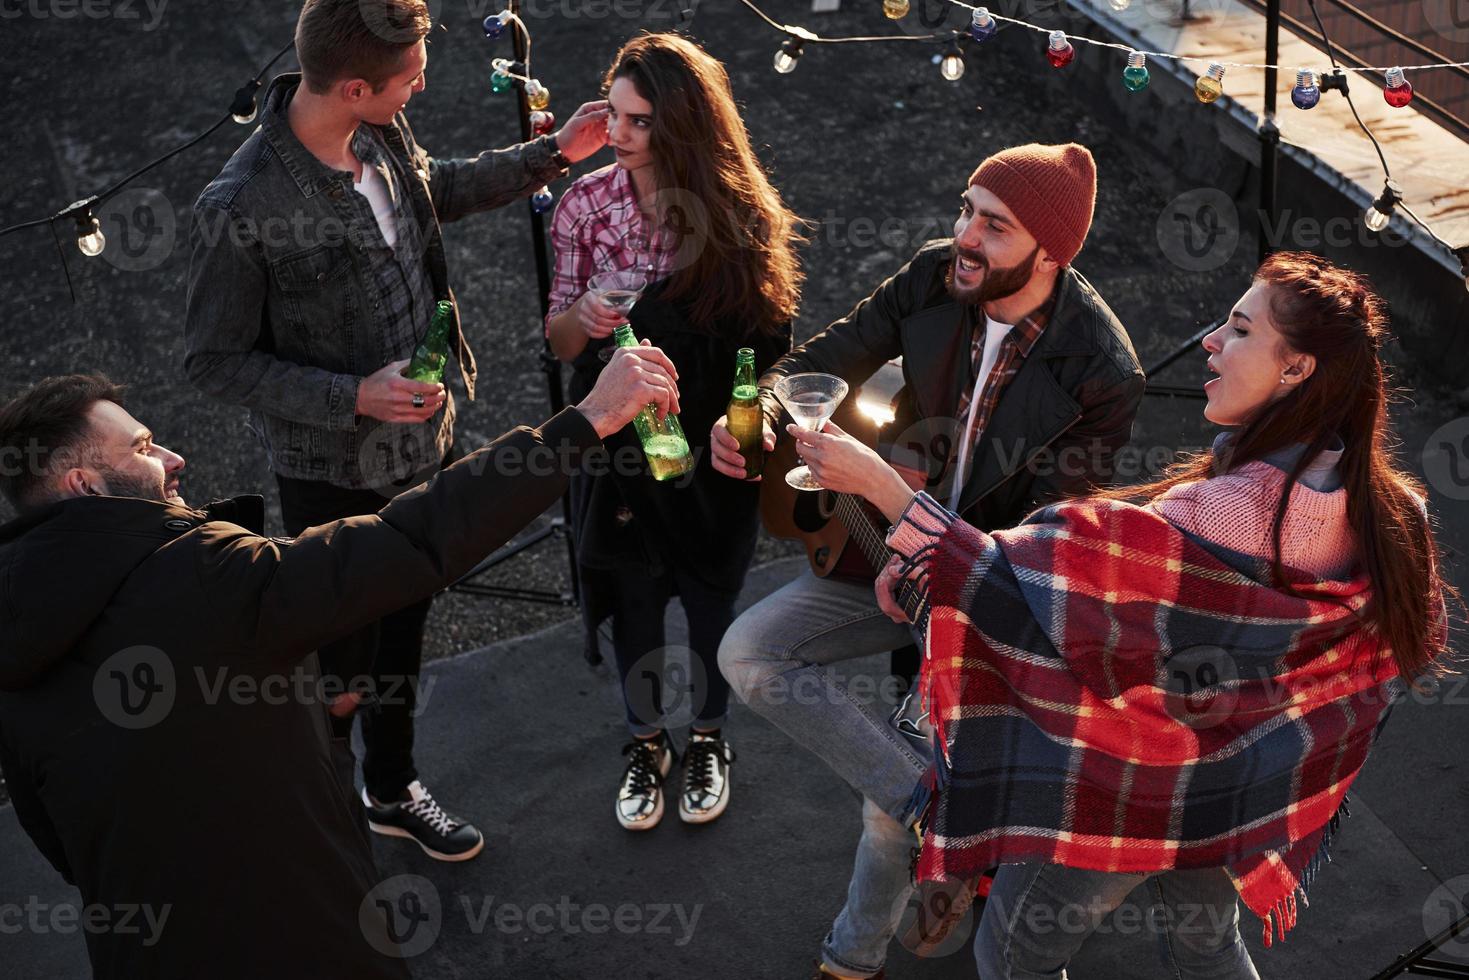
[761,240,1146,533]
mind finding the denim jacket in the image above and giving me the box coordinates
[184,72,565,486]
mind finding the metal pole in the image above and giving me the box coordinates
[1259,0,1281,263]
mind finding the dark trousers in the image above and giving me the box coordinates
[610,565,737,737]
[276,469,443,802]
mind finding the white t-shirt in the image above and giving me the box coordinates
[949,314,1014,510]
[354,163,399,250]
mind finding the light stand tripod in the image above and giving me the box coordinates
[449,0,584,639]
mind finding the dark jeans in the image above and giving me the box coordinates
[276,461,451,802]
[610,564,737,738]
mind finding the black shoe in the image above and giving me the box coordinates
[679,732,735,824]
[616,733,675,831]
[362,780,485,862]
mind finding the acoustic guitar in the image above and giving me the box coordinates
[758,395,932,619]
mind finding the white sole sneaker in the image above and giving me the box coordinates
[678,769,731,824]
[366,820,486,862]
[616,741,673,831]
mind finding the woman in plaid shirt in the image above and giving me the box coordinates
[545,33,805,833]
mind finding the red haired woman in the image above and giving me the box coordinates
[545,33,803,833]
[791,252,1455,977]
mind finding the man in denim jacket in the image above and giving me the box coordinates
[184,0,608,860]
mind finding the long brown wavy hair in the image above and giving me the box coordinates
[1106,252,1457,683]
[604,33,804,334]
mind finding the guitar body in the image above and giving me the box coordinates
[759,398,925,583]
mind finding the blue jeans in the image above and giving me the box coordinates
[977,864,1261,979]
[719,569,928,979]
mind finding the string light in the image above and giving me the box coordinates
[526,79,551,111]
[1108,0,1131,10]
[482,10,511,39]
[1196,62,1225,104]
[1291,68,1321,109]
[940,39,965,81]
[531,186,554,214]
[773,36,804,74]
[969,6,996,42]
[1383,67,1413,108]
[1364,180,1401,232]
[883,0,909,19]
[71,204,105,257]
[230,79,262,125]
[1122,50,1150,91]
[1046,30,1075,69]
[530,109,556,136]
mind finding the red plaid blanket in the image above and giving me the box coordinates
[907,494,1403,946]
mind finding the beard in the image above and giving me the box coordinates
[97,464,167,503]
[946,244,1041,305]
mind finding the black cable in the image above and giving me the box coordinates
[0,38,295,242]
[1305,0,1391,177]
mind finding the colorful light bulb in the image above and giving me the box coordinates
[969,6,997,42]
[530,109,556,136]
[1291,68,1320,109]
[490,70,512,94]
[482,11,510,39]
[1383,67,1413,108]
[1122,50,1149,91]
[1047,30,1074,69]
[773,37,804,75]
[526,80,550,111]
[940,41,965,82]
[883,0,909,19]
[1195,62,1225,104]
[531,186,554,214]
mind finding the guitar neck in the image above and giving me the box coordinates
[832,493,927,626]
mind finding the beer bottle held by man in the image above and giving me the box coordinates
[726,347,764,480]
[405,300,455,383]
[612,325,695,481]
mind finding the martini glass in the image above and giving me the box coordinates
[774,372,849,491]
[587,270,647,363]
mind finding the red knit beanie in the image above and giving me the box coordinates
[969,143,1097,267]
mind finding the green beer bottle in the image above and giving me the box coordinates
[612,324,695,481]
[726,348,764,480]
[405,300,455,384]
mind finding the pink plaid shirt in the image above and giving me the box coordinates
[545,164,678,332]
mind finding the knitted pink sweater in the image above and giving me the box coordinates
[1148,460,1358,580]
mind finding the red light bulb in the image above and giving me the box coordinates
[1047,30,1075,69]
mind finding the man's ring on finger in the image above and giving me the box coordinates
[412,392,425,409]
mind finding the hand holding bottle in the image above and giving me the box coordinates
[355,359,446,423]
[577,342,681,440]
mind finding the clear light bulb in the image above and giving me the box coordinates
[1383,67,1413,108]
[1363,181,1400,233]
[773,38,803,75]
[1109,0,1131,10]
[941,43,964,82]
[969,6,997,42]
[883,0,909,19]
[1047,30,1075,69]
[1291,68,1320,109]
[1195,62,1225,104]
[1122,50,1149,91]
[76,213,105,257]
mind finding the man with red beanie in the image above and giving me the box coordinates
[712,143,1145,979]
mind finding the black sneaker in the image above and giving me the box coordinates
[678,732,735,824]
[362,780,485,862]
[616,733,674,831]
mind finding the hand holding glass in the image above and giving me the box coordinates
[774,372,849,491]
